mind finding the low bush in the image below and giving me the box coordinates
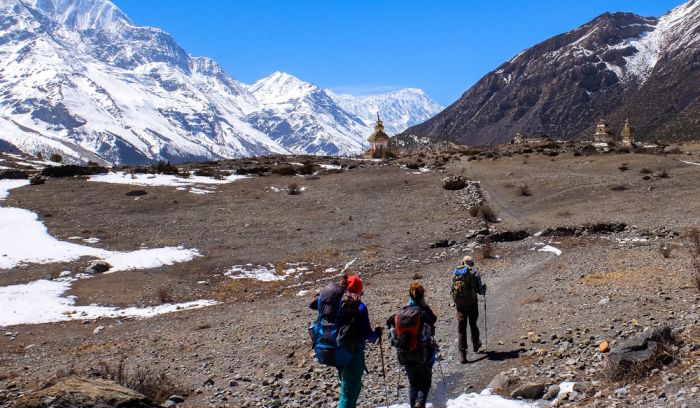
[297,162,317,175]
[478,205,499,223]
[91,357,181,403]
[271,165,298,176]
[640,168,653,174]
[157,287,173,303]
[288,182,302,195]
[610,184,628,192]
[41,165,108,178]
[0,170,28,179]
[517,184,532,196]
[49,153,63,163]
[480,240,494,259]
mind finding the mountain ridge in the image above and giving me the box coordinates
[0,0,443,163]
[402,0,700,145]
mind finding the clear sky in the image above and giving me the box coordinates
[112,0,685,106]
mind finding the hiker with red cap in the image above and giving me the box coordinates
[309,274,382,408]
[386,282,438,408]
[451,255,487,363]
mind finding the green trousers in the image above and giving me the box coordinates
[338,350,365,408]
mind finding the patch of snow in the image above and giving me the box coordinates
[538,245,562,256]
[0,278,217,326]
[681,160,700,167]
[319,164,342,170]
[89,172,247,187]
[341,258,357,273]
[324,267,338,273]
[83,237,100,244]
[0,206,200,270]
[225,264,286,282]
[189,187,215,195]
[296,290,309,297]
[0,180,30,200]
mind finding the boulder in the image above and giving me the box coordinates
[14,377,159,408]
[84,261,111,274]
[607,326,673,379]
[543,384,560,400]
[29,176,46,186]
[442,175,467,190]
[511,382,546,400]
[487,372,513,390]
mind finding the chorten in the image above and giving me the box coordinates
[367,112,391,157]
[594,119,613,143]
[621,118,635,147]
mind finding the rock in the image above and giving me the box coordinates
[599,342,610,353]
[430,240,456,249]
[442,175,467,190]
[84,261,111,274]
[167,395,185,403]
[14,377,159,408]
[487,373,513,390]
[126,190,148,197]
[543,385,560,400]
[29,176,46,186]
[511,383,546,400]
[607,326,673,379]
[92,326,104,335]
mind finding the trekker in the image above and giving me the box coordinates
[386,282,438,408]
[309,274,382,408]
[451,255,487,363]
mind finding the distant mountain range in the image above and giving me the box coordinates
[0,0,443,164]
[403,0,700,145]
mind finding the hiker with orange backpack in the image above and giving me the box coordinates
[386,282,438,408]
[452,255,487,363]
[309,274,382,408]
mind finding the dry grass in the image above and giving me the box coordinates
[480,240,494,259]
[157,287,173,304]
[578,271,627,286]
[688,228,700,293]
[288,182,301,195]
[609,184,628,192]
[471,205,498,223]
[556,210,572,218]
[517,183,532,196]
[520,295,544,305]
[90,356,181,403]
[660,243,673,259]
[640,168,653,174]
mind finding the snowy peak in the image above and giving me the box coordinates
[248,71,320,105]
[26,0,131,31]
[328,88,443,135]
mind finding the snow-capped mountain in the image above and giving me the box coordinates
[403,0,700,144]
[327,88,443,136]
[0,0,443,163]
[245,72,369,155]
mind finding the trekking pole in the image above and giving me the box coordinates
[378,335,390,406]
[436,353,447,387]
[483,293,488,349]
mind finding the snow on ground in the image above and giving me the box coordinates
[0,206,199,270]
[319,164,342,170]
[225,263,310,282]
[538,245,562,256]
[0,179,29,200]
[89,171,247,187]
[379,389,530,408]
[0,278,216,326]
[681,160,700,167]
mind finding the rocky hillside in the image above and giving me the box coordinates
[402,0,700,145]
[0,0,442,164]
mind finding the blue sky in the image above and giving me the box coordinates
[112,0,685,106]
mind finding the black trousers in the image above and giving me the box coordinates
[456,301,480,351]
[404,362,433,407]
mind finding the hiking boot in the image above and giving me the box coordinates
[414,401,425,408]
[474,341,482,353]
[460,350,467,364]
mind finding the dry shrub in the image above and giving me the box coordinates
[272,165,297,176]
[288,182,301,195]
[640,168,653,174]
[91,356,181,403]
[520,295,544,305]
[656,168,669,178]
[480,240,494,259]
[468,207,480,217]
[412,273,423,280]
[556,210,572,218]
[610,184,628,192]
[478,205,499,223]
[157,287,173,304]
[689,228,700,293]
[660,243,672,259]
[618,164,630,172]
[517,184,532,196]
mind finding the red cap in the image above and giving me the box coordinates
[346,275,364,294]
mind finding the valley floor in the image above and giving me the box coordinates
[1,144,699,407]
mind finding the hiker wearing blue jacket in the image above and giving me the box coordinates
[451,255,487,363]
[309,274,382,408]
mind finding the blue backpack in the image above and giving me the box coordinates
[309,283,359,369]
